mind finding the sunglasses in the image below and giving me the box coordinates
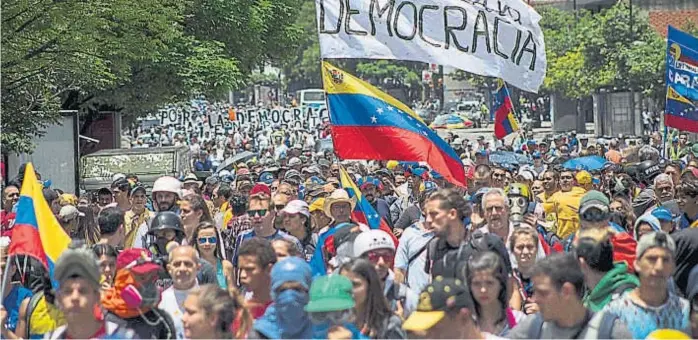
[271,186,279,191]
[363,249,395,266]
[248,209,268,217]
[581,208,609,222]
[198,236,217,244]
[275,204,286,211]
[6,193,19,198]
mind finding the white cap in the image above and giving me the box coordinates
[59,205,84,221]
[353,229,395,257]
[280,200,310,218]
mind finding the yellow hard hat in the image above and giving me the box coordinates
[386,160,398,170]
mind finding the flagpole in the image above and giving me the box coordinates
[0,254,13,303]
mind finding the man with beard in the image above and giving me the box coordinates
[1,184,19,234]
[159,246,200,339]
[422,189,469,276]
[359,176,393,229]
[152,176,182,213]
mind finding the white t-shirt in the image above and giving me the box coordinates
[158,284,198,339]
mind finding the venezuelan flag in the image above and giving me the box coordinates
[322,62,466,188]
[493,80,520,140]
[9,163,71,287]
[339,167,398,246]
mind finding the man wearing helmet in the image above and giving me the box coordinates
[354,229,417,318]
[152,176,182,213]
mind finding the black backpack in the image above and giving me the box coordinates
[431,229,512,280]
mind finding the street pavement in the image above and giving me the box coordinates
[434,121,597,142]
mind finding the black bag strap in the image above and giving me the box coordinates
[407,236,434,265]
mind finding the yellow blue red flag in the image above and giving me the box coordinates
[322,62,466,188]
[9,163,71,287]
[493,79,520,140]
[339,167,397,246]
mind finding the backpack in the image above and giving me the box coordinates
[431,230,512,280]
[525,311,618,339]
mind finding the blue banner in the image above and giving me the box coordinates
[664,26,698,132]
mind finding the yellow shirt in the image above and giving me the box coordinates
[543,187,587,239]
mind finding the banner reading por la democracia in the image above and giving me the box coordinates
[315,0,547,93]
[664,26,698,133]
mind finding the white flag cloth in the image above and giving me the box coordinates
[315,0,547,93]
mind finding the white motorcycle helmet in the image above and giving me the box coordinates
[152,176,182,198]
[353,229,395,257]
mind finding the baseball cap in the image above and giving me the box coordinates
[309,198,325,213]
[288,157,302,167]
[402,276,475,331]
[249,183,271,198]
[270,257,312,298]
[304,275,355,313]
[280,199,310,218]
[129,185,147,197]
[576,170,592,185]
[116,248,162,274]
[579,190,610,215]
[59,205,84,221]
[650,207,673,222]
[636,231,676,260]
[54,247,101,289]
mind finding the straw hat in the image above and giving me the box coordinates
[323,189,357,218]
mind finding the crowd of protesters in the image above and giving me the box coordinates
[0,125,697,339]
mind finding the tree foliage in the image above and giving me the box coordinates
[541,2,666,99]
[1,0,303,153]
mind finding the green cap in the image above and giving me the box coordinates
[579,190,610,215]
[304,274,355,313]
[691,143,698,157]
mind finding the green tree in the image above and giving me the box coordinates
[1,0,303,153]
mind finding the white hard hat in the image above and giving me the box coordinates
[152,176,182,197]
[353,229,395,257]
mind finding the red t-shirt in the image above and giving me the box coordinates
[248,300,273,320]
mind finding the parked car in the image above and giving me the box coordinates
[429,114,474,129]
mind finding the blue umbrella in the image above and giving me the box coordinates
[563,156,608,171]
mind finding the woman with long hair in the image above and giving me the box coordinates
[92,244,118,288]
[182,284,252,339]
[339,259,406,339]
[77,205,100,246]
[509,228,539,315]
[190,222,233,289]
[467,251,524,337]
[180,194,213,241]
